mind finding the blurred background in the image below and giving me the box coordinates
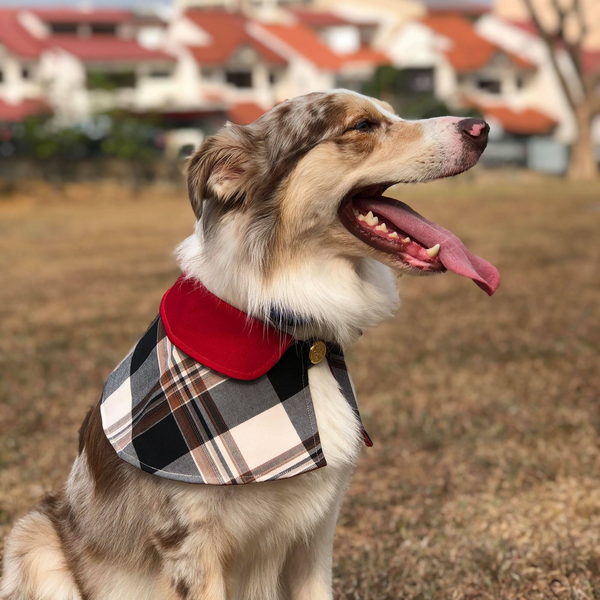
[0,0,596,181]
[0,0,599,598]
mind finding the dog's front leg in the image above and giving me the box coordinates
[283,503,340,600]
[157,524,232,600]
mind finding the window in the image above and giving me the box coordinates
[225,70,253,88]
[50,23,79,34]
[269,70,284,85]
[91,23,117,35]
[403,68,434,94]
[359,26,376,47]
[87,71,136,90]
[149,70,172,78]
[334,76,361,92]
[202,67,218,81]
[477,79,501,94]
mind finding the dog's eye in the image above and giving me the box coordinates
[353,120,376,132]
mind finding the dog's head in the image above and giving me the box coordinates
[182,90,499,342]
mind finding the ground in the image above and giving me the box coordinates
[0,173,599,599]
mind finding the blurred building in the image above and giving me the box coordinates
[387,14,556,136]
[166,8,388,105]
[0,9,177,124]
[0,0,596,171]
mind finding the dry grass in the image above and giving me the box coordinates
[1,173,599,599]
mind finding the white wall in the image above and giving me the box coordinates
[387,22,441,70]
[274,56,335,100]
[385,22,457,102]
[165,14,277,110]
[166,14,212,47]
[248,22,336,99]
[317,0,425,52]
[320,26,360,54]
[0,47,44,105]
[38,49,88,125]
[133,62,182,110]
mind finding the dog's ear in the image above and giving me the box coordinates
[187,126,252,220]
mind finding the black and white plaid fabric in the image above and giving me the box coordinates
[101,316,368,485]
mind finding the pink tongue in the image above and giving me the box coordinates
[355,196,500,295]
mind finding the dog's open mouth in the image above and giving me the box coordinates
[338,185,500,296]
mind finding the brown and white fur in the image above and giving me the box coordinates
[1,90,488,600]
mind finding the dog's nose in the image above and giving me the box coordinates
[457,118,489,149]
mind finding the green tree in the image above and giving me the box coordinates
[20,116,90,188]
[100,111,163,195]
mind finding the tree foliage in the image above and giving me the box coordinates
[100,112,162,163]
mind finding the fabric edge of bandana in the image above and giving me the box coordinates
[126,450,329,485]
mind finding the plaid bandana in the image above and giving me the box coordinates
[100,276,370,485]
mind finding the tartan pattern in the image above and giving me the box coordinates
[100,316,364,485]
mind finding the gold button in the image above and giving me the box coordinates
[309,341,327,365]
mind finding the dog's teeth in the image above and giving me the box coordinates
[375,223,388,232]
[365,211,378,226]
[353,208,359,216]
[389,231,399,239]
[426,243,441,258]
[357,214,366,221]
[403,237,411,243]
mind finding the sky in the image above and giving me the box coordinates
[0,0,491,6]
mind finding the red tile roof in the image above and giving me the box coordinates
[343,46,390,66]
[0,10,47,59]
[486,106,557,135]
[290,9,351,28]
[259,23,345,70]
[0,98,50,122]
[31,9,134,25]
[260,23,388,70]
[227,102,266,125]
[427,4,490,17]
[422,15,534,71]
[49,36,174,62]
[291,8,379,30]
[185,11,286,66]
[0,9,170,63]
[464,98,557,135]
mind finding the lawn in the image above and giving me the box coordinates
[1,174,599,599]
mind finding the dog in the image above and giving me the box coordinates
[1,90,499,600]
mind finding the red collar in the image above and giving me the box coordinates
[160,275,293,380]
